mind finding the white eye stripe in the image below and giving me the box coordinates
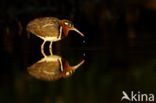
[65,71,73,76]
[64,22,69,25]
[66,72,70,76]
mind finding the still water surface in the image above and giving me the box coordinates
[1,18,156,103]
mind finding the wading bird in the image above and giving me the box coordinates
[27,17,84,56]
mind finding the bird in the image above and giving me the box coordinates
[28,55,85,81]
[26,17,84,56]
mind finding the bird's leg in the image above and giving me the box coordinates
[49,41,53,55]
[59,58,63,72]
[41,40,46,57]
[58,26,62,40]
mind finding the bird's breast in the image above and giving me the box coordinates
[37,36,61,41]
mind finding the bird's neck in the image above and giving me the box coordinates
[62,26,69,37]
[59,20,69,37]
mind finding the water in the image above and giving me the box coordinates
[1,2,156,103]
[1,37,156,103]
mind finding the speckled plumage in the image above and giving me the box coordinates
[27,17,61,40]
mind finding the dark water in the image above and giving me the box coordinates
[1,0,156,103]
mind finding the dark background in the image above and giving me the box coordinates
[0,0,156,103]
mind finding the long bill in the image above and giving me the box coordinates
[72,28,84,37]
[72,60,85,70]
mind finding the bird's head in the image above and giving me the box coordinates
[60,19,84,37]
[61,59,85,78]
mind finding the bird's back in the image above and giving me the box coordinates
[27,17,60,39]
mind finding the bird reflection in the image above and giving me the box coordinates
[27,54,85,81]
